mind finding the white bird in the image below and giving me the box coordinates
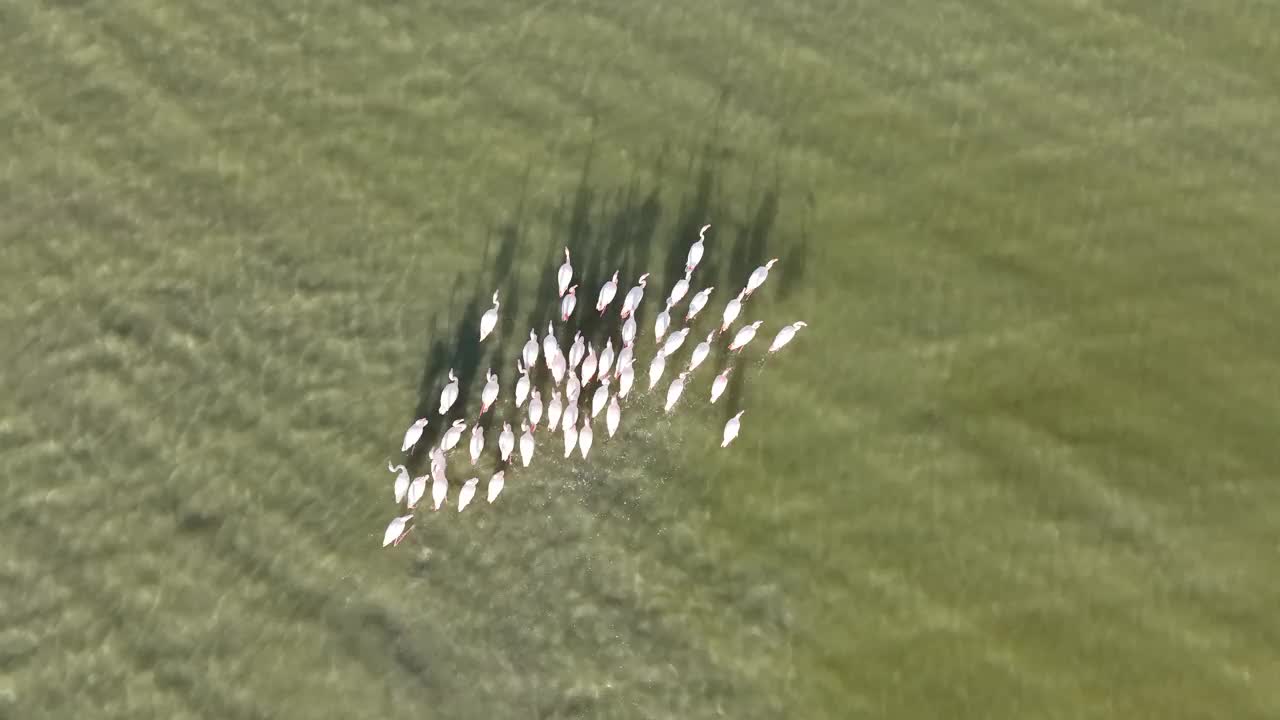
[665,371,689,413]
[720,290,746,333]
[568,333,585,370]
[563,422,578,457]
[581,343,598,385]
[562,402,579,434]
[406,475,427,509]
[401,417,428,452]
[686,223,710,273]
[519,423,535,467]
[557,247,573,297]
[479,290,500,342]
[382,514,412,547]
[546,390,564,433]
[621,316,637,346]
[441,419,467,451]
[662,327,690,357]
[514,361,530,408]
[620,273,649,319]
[578,418,594,459]
[591,379,610,419]
[389,462,410,503]
[615,345,634,378]
[431,472,448,511]
[745,258,779,297]
[768,321,808,354]
[565,371,581,404]
[522,329,540,370]
[498,422,515,462]
[606,395,621,437]
[487,471,505,503]
[655,304,672,343]
[439,369,459,415]
[667,271,691,309]
[468,424,485,465]
[458,477,479,512]
[710,368,732,403]
[689,331,714,372]
[480,368,500,413]
[528,389,543,430]
[618,362,635,399]
[728,321,764,353]
[430,447,446,477]
[549,349,567,385]
[648,351,666,391]
[597,338,615,379]
[722,410,745,447]
[560,285,578,321]
[596,270,620,314]
[543,323,560,365]
[686,286,714,321]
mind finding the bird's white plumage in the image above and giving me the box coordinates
[711,368,732,403]
[543,323,559,365]
[523,329,540,369]
[406,476,427,509]
[557,248,573,297]
[458,478,478,512]
[382,515,412,547]
[722,411,745,447]
[515,362,531,408]
[606,395,621,437]
[620,274,648,318]
[479,290,500,342]
[618,363,635,399]
[568,333,585,370]
[401,418,427,452]
[498,422,515,462]
[549,349,567,385]
[597,338,615,379]
[565,372,581,403]
[654,305,672,343]
[769,321,808,353]
[481,369,499,413]
[487,471,505,503]
[689,332,714,372]
[431,474,448,510]
[528,390,543,429]
[621,316,637,346]
[721,291,745,332]
[560,285,578,321]
[579,419,594,459]
[665,372,689,414]
[595,270,619,313]
[546,391,564,433]
[390,463,410,503]
[662,328,690,358]
[519,424,535,467]
[615,345,634,378]
[469,425,485,465]
[441,419,467,451]
[581,344,598,385]
[686,224,710,273]
[439,369,459,415]
[648,352,666,391]
[561,403,579,434]
[563,423,578,458]
[686,286,714,321]
[591,381,610,419]
[668,273,691,308]
[728,321,763,352]
[745,259,778,295]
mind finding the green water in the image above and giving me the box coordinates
[3,1,1279,718]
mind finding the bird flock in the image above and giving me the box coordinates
[382,224,808,547]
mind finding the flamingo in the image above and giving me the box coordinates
[487,471,505,503]
[563,422,578,458]
[606,395,621,437]
[720,290,746,333]
[664,371,689,414]
[389,462,410,504]
[566,371,581,404]
[528,389,543,430]
[568,333,585,370]
[721,410,745,447]
[620,273,649,319]
[515,361,530,408]
[557,247,573,297]
[546,390,564,433]
[768,321,809,354]
[579,418,594,460]
[591,379,610,419]
[439,369,459,415]
[549,348,567,385]
[441,419,467,451]
[479,290,500,342]
[689,331,714,372]
[519,422,535,467]
[667,271,691,308]
[710,368,732,403]
[581,343,598,385]
[430,447,446,477]
[431,471,448,511]
[522,329,540,369]
[686,286,714,321]
[662,327,690,358]
[648,351,667,391]
[480,368,499,413]
[728,321,764,353]
[597,338,615,379]
[543,322,560,365]
[687,224,710,273]
[468,425,485,465]
[595,270,620,315]
[458,478,479,512]
[745,258,779,297]
[615,345,634,378]
[406,475,427,509]
[382,514,413,547]
[562,402,579,434]
[655,304,672,343]
[621,316,637,346]
[618,361,635,399]
[498,422,515,462]
[560,285,578,321]
[401,418,428,452]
